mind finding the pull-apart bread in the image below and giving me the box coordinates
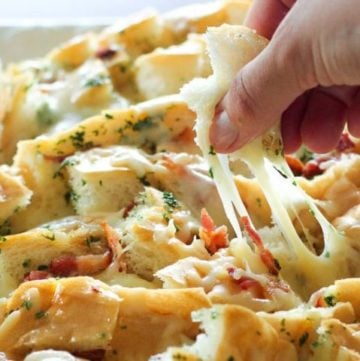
[0,0,360,360]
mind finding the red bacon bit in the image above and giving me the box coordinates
[73,349,106,361]
[227,268,266,299]
[24,270,51,281]
[101,221,126,272]
[302,160,323,179]
[161,156,188,176]
[49,255,78,277]
[199,208,229,255]
[266,277,290,294]
[173,127,195,143]
[91,285,101,293]
[314,296,326,308]
[200,208,215,231]
[96,47,117,60]
[285,155,304,176]
[76,252,112,275]
[43,155,67,163]
[241,216,281,276]
[336,133,355,153]
[123,201,136,218]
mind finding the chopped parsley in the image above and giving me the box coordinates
[42,232,56,241]
[84,74,108,88]
[300,148,314,163]
[36,103,58,127]
[132,117,154,131]
[299,331,309,346]
[64,190,80,204]
[104,113,114,119]
[69,131,94,150]
[208,145,216,155]
[209,167,214,179]
[163,192,179,210]
[119,64,128,73]
[85,235,101,248]
[138,175,150,186]
[210,309,219,320]
[22,259,31,268]
[22,299,33,310]
[35,310,47,319]
[324,294,336,307]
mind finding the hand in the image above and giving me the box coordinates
[210,0,360,154]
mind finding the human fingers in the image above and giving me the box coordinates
[244,0,295,38]
[281,93,309,154]
[348,89,360,137]
[211,0,360,154]
[300,86,358,153]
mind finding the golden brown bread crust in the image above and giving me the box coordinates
[0,277,211,360]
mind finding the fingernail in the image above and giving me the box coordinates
[210,109,240,153]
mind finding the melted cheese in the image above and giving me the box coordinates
[181,24,359,298]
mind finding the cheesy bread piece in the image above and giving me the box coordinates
[157,255,301,312]
[0,277,210,361]
[110,187,210,281]
[0,1,251,163]
[9,96,196,232]
[0,277,121,359]
[0,165,32,228]
[63,147,231,233]
[154,296,358,361]
[152,304,297,361]
[134,34,211,100]
[0,216,111,297]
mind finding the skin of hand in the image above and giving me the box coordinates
[210,0,360,154]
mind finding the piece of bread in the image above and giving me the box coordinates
[0,277,210,360]
[134,34,211,100]
[156,255,301,312]
[64,146,232,236]
[0,217,107,297]
[0,165,32,227]
[33,95,195,158]
[116,187,210,280]
[154,297,358,361]
[10,141,73,233]
[152,304,297,361]
[163,0,251,40]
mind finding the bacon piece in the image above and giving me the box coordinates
[101,221,126,272]
[241,216,281,276]
[49,251,112,277]
[76,252,112,275]
[199,208,229,255]
[96,47,117,60]
[266,277,290,294]
[43,155,67,163]
[314,296,326,308]
[302,160,323,179]
[24,270,51,281]
[173,127,195,143]
[161,156,188,176]
[285,155,304,176]
[49,255,78,277]
[227,268,266,299]
[73,349,105,361]
[123,201,136,218]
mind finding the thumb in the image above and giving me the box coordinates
[210,35,309,153]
